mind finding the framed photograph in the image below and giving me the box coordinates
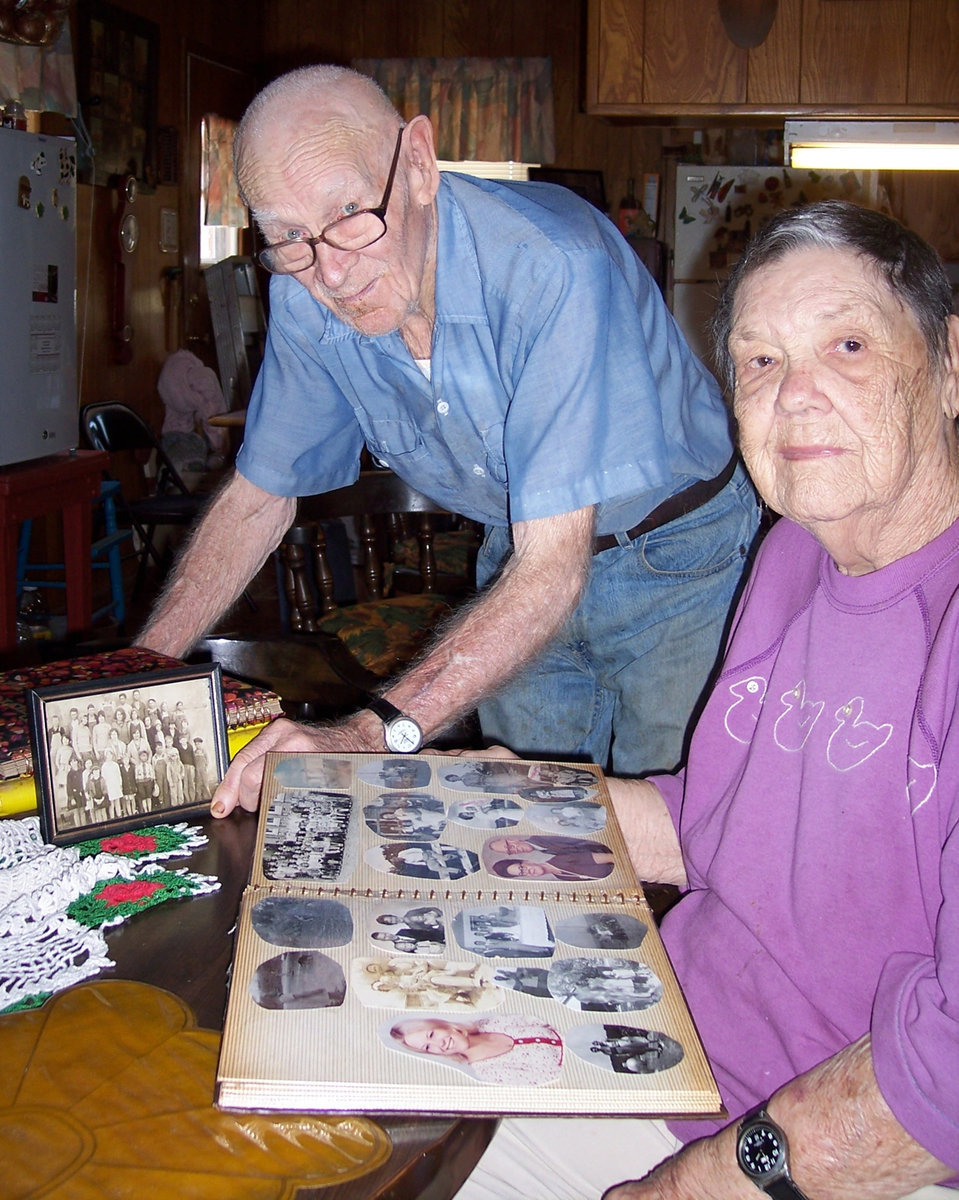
[76,0,159,186]
[28,664,228,846]
[528,167,608,214]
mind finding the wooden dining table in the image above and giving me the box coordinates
[98,808,496,1200]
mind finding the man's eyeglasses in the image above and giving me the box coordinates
[255,124,406,275]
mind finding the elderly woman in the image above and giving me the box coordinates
[457,202,958,1200]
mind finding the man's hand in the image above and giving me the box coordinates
[211,714,380,816]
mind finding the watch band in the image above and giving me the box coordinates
[366,695,404,724]
[765,1179,810,1200]
[365,695,424,753]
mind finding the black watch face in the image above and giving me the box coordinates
[740,1124,786,1177]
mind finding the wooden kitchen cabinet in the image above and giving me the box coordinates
[587,0,959,118]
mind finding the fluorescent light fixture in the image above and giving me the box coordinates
[785,121,959,171]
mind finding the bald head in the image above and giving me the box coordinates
[234,65,401,207]
[234,63,440,352]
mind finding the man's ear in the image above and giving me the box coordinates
[942,313,959,421]
[404,114,440,206]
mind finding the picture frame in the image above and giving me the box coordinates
[528,167,608,214]
[75,0,159,186]
[28,664,228,846]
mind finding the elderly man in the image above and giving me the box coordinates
[139,63,757,806]
[456,201,959,1200]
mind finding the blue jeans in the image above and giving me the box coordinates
[476,464,761,776]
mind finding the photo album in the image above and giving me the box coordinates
[215,752,722,1119]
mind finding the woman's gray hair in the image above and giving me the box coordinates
[710,200,954,393]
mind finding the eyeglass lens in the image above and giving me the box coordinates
[257,125,404,274]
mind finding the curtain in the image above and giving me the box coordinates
[352,57,554,164]
[0,22,77,116]
[201,114,247,228]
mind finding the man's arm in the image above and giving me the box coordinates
[604,1034,951,1200]
[137,472,296,658]
[212,504,596,815]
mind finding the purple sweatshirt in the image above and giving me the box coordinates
[655,516,959,1173]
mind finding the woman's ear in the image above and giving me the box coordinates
[404,114,440,206]
[942,313,959,421]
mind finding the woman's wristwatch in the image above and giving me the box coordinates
[736,1104,811,1200]
[365,696,424,754]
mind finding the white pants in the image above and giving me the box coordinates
[453,1116,958,1200]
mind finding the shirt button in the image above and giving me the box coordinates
[437,400,450,415]
[472,465,485,476]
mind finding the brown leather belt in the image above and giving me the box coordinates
[593,455,738,554]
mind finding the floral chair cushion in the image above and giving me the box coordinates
[317,594,451,678]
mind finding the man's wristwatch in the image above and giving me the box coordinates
[736,1104,811,1200]
[365,696,424,754]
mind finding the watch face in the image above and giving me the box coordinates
[739,1123,786,1178]
[385,717,422,754]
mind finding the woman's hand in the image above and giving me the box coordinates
[437,744,520,760]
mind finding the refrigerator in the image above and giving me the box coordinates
[0,128,77,468]
[666,162,879,365]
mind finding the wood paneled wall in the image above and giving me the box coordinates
[71,0,263,432]
[71,0,959,435]
[260,0,664,250]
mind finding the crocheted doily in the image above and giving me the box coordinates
[0,817,219,1013]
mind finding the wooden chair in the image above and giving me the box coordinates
[280,471,479,681]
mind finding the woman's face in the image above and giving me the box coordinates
[401,1019,469,1057]
[487,837,534,856]
[729,246,953,538]
[505,861,548,878]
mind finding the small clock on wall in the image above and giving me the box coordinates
[111,174,138,364]
[119,210,139,253]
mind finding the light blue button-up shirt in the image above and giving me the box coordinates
[237,173,732,536]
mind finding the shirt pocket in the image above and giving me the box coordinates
[479,420,508,486]
[362,417,430,466]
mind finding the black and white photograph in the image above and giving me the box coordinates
[438,758,549,795]
[492,966,553,998]
[362,792,446,840]
[250,950,347,1010]
[566,1023,685,1075]
[452,904,555,958]
[30,664,228,846]
[364,841,480,881]
[546,956,664,1012]
[440,758,599,797]
[555,911,648,952]
[261,789,357,881]
[448,796,523,829]
[368,904,447,955]
[251,895,354,948]
[525,800,607,834]
[356,757,433,791]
